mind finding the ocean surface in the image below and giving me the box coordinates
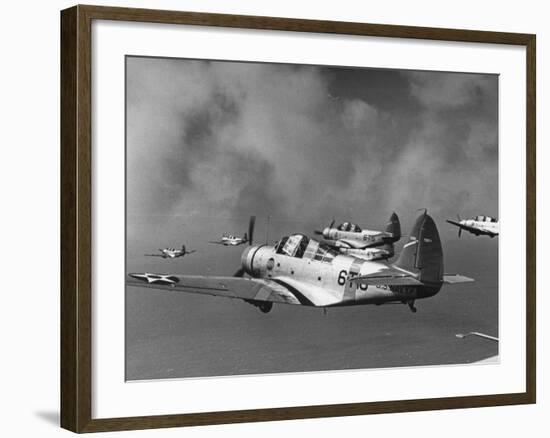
[125,219,499,381]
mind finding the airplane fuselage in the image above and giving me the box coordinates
[337,246,393,261]
[460,219,499,236]
[447,217,499,237]
[322,228,389,249]
[220,237,245,246]
[161,249,183,258]
[240,242,438,308]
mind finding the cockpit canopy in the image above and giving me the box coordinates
[473,215,498,223]
[274,234,338,262]
[336,222,362,232]
[275,234,310,258]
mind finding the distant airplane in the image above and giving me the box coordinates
[446,214,499,238]
[145,245,196,259]
[128,211,473,314]
[314,212,401,261]
[209,216,255,246]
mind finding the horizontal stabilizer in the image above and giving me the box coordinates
[443,274,475,284]
[350,270,423,287]
[350,272,474,287]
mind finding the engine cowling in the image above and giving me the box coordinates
[240,244,273,277]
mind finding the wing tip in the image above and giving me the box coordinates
[443,274,475,284]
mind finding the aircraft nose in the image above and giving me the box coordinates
[240,245,256,275]
[240,245,252,262]
[240,244,266,276]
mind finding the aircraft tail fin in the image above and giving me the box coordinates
[386,212,401,241]
[393,211,443,285]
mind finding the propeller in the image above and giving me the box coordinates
[233,267,245,277]
[457,214,462,238]
[314,218,335,235]
[265,215,270,244]
[248,215,256,245]
[234,215,256,278]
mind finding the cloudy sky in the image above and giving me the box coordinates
[126,56,498,250]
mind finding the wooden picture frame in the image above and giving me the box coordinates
[61,4,536,433]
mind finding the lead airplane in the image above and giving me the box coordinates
[128,211,473,314]
[314,212,401,261]
[446,214,499,238]
[145,245,196,259]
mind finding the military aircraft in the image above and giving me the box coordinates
[145,245,196,259]
[446,214,499,238]
[128,211,473,314]
[313,212,401,261]
[209,217,255,246]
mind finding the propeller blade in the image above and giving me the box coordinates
[458,228,462,238]
[233,267,245,278]
[248,216,256,246]
[314,229,324,235]
[329,218,335,229]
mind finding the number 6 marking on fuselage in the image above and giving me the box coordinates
[338,270,368,290]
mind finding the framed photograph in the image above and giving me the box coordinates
[60,5,536,433]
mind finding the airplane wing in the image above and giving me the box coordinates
[446,219,463,228]
[126,273,321,306]
[446,219,487,235]
[350,269,474,286]
[337,239,368,249]
[319,240,341,249]
[322,239,366,250]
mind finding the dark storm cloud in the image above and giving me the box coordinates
[126,57,498,234]
[379,71,498,217]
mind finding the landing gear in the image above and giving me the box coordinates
[259,302,273,313]
[245,299,273,313]
[407,300,417,313]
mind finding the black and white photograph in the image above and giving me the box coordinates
[125,56,499,381]
[1,0,544,435]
